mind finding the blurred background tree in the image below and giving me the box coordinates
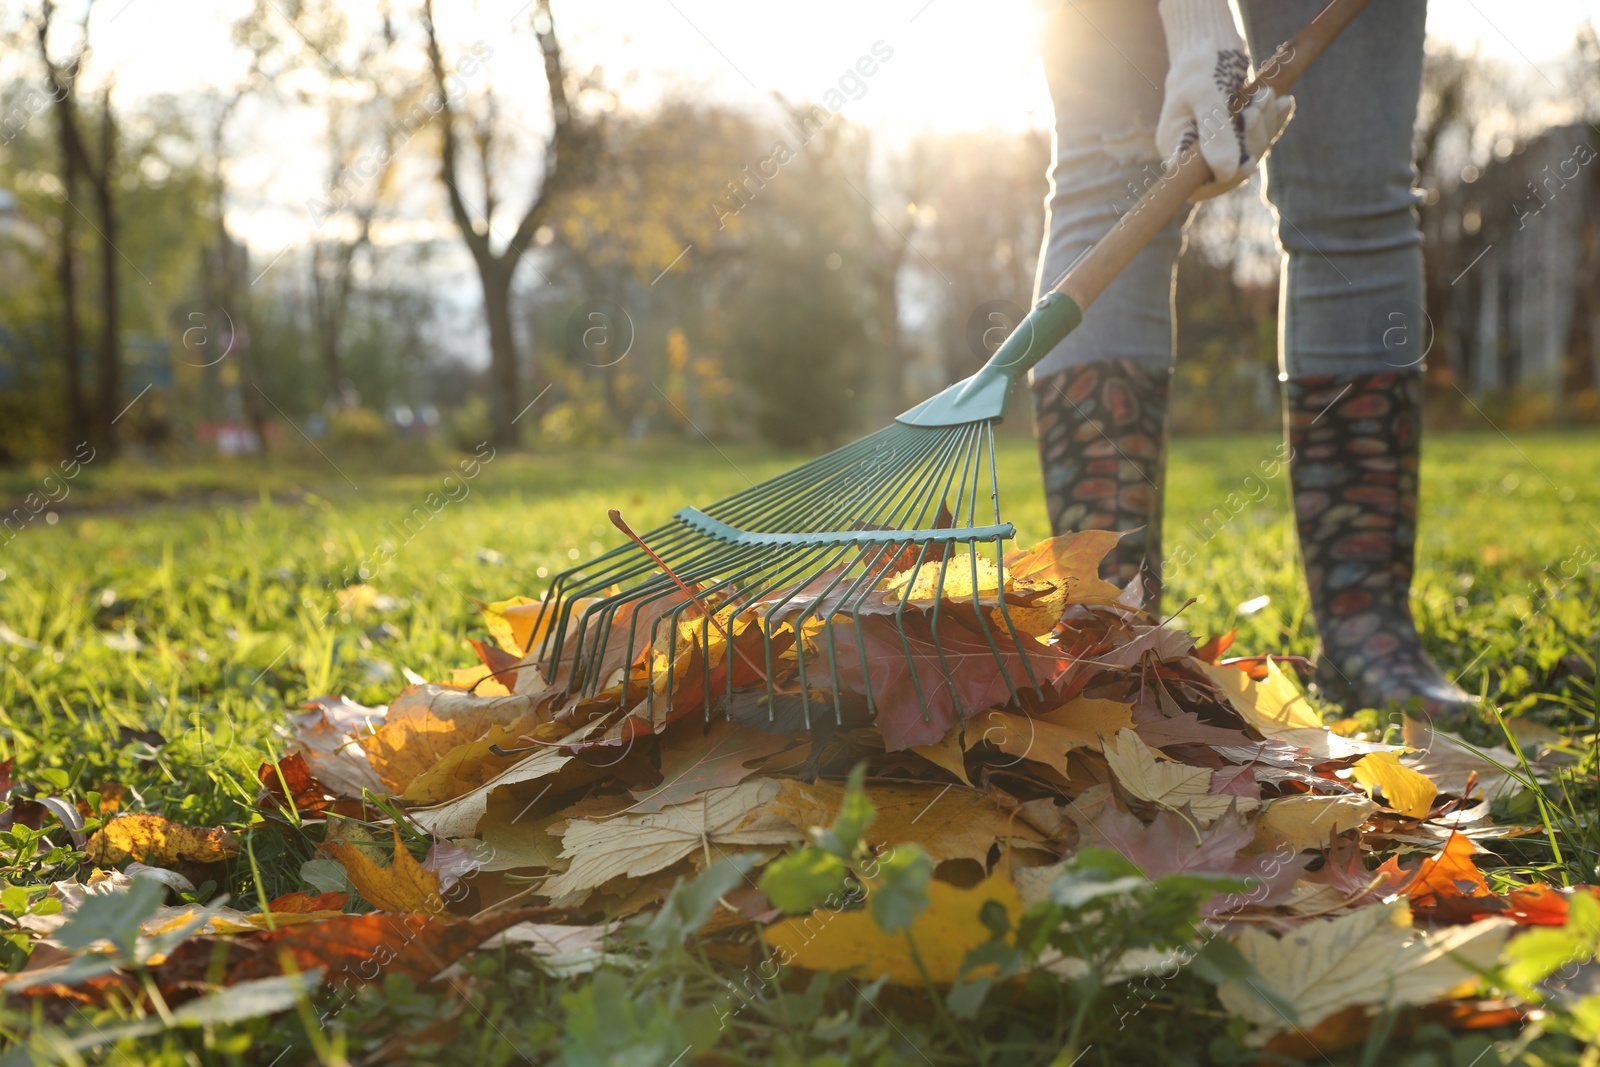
[0,3,1597,464]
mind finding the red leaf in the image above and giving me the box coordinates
[258,753,335,816]
[825,614,1070,751]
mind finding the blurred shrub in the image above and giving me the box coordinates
[328,407,390,446]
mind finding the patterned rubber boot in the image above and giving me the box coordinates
[1286,371,1475,717]
[1031,359,1170,613]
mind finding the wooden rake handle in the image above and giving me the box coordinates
[1052,0,1372,311]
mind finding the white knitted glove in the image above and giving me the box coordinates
[1156,0,1294,200]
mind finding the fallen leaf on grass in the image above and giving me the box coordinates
[362,683,550,795]
[965,710,1101,780]
[1402,720,1532,802]
[1103,729,1254,824]
[1078,806,1305,912]
[765,870,1021,984]
[85,815,239,866]
[288,697,388,798]
[1217,900,1510,1039]
[1401,831,1578,926]
[910,723,972,785]
[322,828,445,915]
[1257,794,1378,850]
[1351,751,1438,818]
[774,780,1045,866]
[824,614,1069,751]
[258,753,337,817]
[267,892,349,914]
[628,719,793,814]
[541,779,803,900]
[1203,659,1320,735]
[157,907,540,992]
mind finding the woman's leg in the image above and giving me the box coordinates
[1030,0,1185,609]
[1239,0,1471,714]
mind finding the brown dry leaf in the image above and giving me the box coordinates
[1102,729,1254,824]
[910,724,972,786]
[477,808,566,873]
[362,683,551,795]
[285,698,387,798]
[628,719,793,814]
[773,780,1042,865]
[1257,794,1379,850]
[1217,900,1510,1040]
[1350,752,1438,819]
[1401,719,1531,802]
[85,814,239,866]
[322,827,445,914]
[409,746,574,840]
[1003,530,1125,606]
[764,871,1022,984]
[541,779,805,900]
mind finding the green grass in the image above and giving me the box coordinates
[2,431,1597,1065]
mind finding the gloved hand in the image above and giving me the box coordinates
[1155,0,1294,200]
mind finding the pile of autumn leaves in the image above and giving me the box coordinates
[7,529,1583,1053]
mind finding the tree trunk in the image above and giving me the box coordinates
[91,99,119,454]
[55,132,87,449]
[482,262,522,447]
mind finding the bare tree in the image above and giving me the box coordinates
[422,0,594,446]
[36,0,120,452]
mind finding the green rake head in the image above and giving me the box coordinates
[525,292,1085,730]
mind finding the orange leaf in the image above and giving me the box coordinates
[1405,832,1573,926]
[268,892,349,914]
[322,829,445,914]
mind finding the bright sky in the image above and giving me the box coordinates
[16,0,1600,253]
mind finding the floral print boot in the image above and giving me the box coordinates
[1031,359,1170,612]
[1286,371,1475,717]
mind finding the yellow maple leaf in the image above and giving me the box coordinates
[1350,752,1438,819]
[322,828,445,914]
[1203,659,1321,736]
[1103,729,1254,824]
[85,815,240,866]
[1256,794,1378,850]
[764,871,1022,985]
[1218,900,1510,1039]
[965,709,1101,780]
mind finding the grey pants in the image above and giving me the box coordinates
[1030,0,1429,380]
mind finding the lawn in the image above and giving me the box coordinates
[2,430,1597,1065]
